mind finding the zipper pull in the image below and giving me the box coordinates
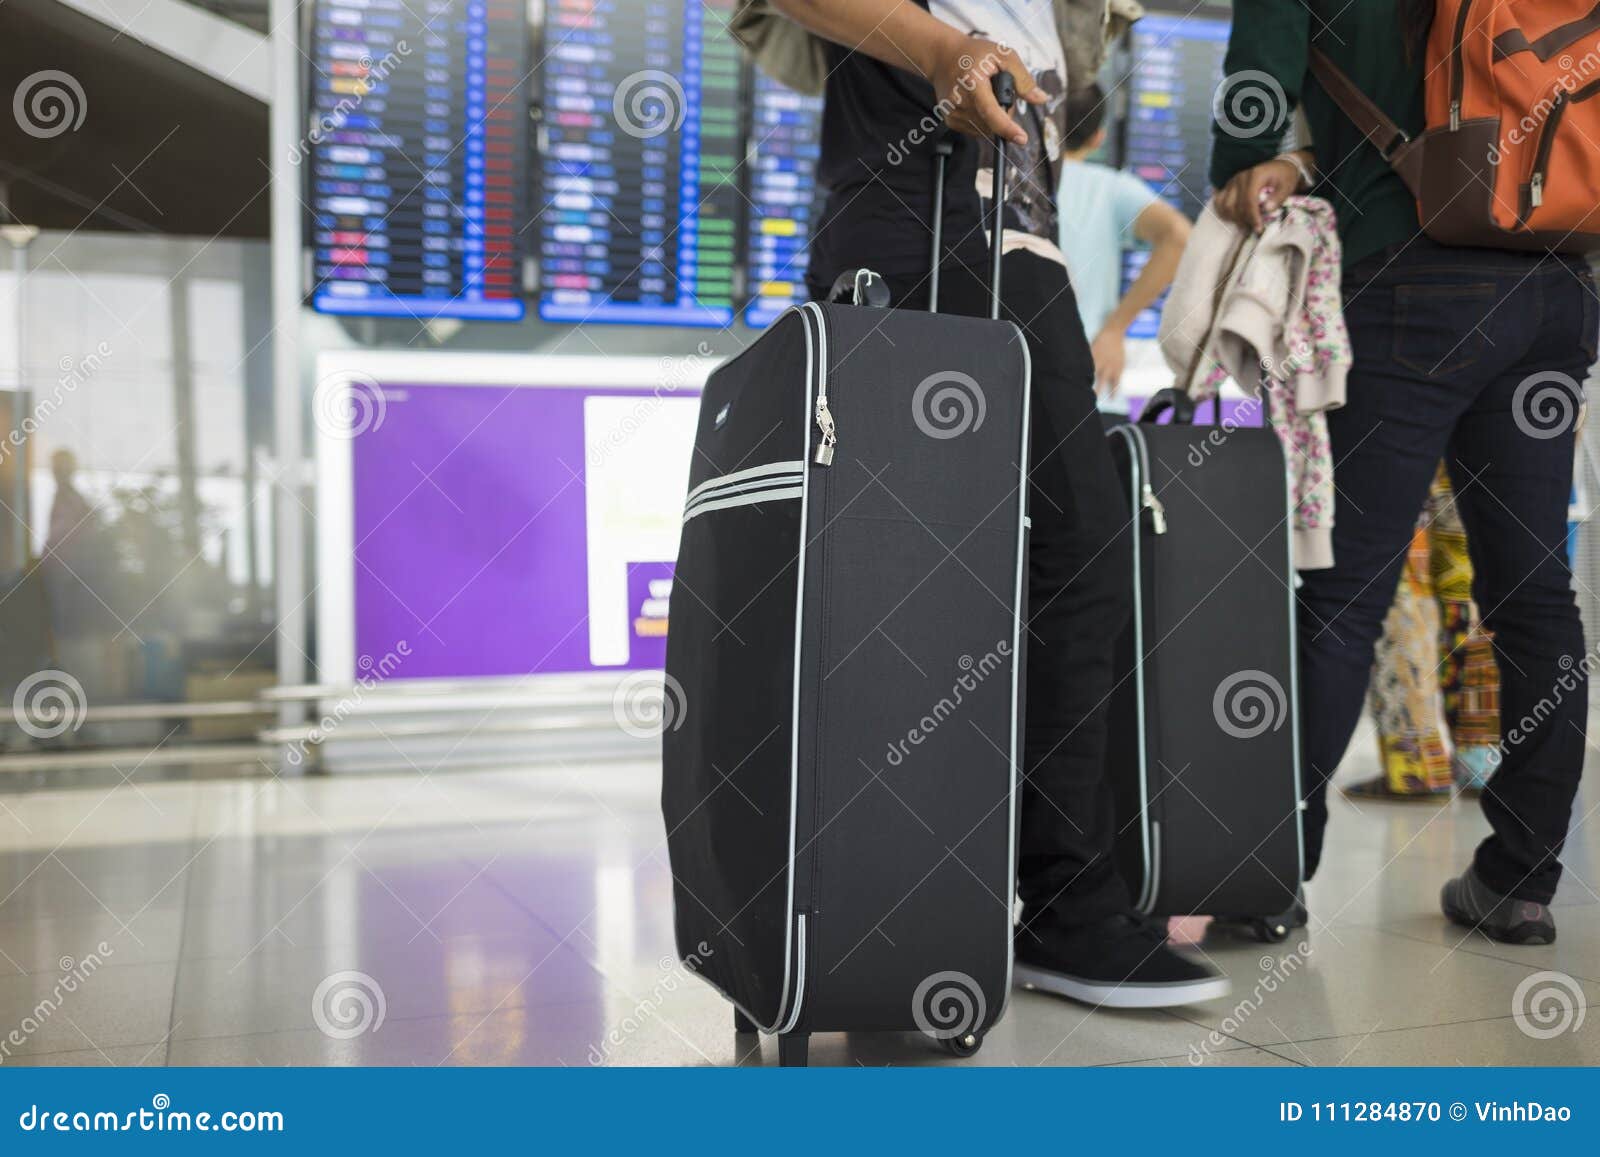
[1531,172,1545,209]
[1142,484,1167,535]
[813,401,836,467]
[1449,100,1461,132]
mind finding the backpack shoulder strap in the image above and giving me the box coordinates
[1307,47,1424,195]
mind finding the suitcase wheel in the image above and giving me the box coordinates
[1252,918,1291,944]
[1212,912,1294,944]
[941,1030,984,1059]
[733,1009,759,1035]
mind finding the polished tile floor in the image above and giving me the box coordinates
[0,734,1596,1067]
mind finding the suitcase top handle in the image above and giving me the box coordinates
[826,268,891,307]
[928,71,1016,320]
[1139,387,1199,426]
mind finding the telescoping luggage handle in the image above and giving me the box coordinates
[928,71,1016,320]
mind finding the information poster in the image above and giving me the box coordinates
[316,355,709,681]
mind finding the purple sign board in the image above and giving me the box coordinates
[625,561,674,671]
[348,381,698,679]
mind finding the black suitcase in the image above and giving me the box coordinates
[1104,390,1305,939]
[663,85,1029,1067]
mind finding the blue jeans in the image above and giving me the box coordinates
[1299,239,1599,903]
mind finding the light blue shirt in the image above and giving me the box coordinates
[1056,158,1160,337]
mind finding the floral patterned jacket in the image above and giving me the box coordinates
[1158,196,1352,570]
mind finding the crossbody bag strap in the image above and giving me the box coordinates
[1307,47,1425,196]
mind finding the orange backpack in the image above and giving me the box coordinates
[1312,0,1600,254]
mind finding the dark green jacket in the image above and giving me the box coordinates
[1208,0,1425,267]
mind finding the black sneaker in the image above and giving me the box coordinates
[1441,866,1557,945]
[1014,912,1231,1009]
[1211,886,1309,944]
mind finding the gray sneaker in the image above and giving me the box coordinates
[1441,867,1557,945]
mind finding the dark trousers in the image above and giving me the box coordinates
[1301,239,1598,903]
[815,252,1135,926]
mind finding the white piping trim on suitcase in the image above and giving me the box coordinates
[1002,327,1031,1014]
[682,486,804,524]
[778,913,807,1035]
[1283,448,1308,883]
[1110,424,1158,915]
[1148,820,1162,909]
[694,307,814,1038]
[772,303,820,1035]
[683,459,807,509]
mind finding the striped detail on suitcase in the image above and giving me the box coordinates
[682,459,807,523]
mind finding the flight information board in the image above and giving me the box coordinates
[743,71,823,328]
[1121,11,1230,222]
[538,0,743,326]
[306,0,528,321]
[1118,10,1231,339]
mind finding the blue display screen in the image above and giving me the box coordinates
[537,0,743,327]
[743,71,823,328]
[307,0,529,322]
[1119,10,1231,339]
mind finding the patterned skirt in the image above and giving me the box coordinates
[1368,466,1502,792]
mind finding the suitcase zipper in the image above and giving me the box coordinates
[812,319,836,466]
[801,303,831,920]
[1142,483,1168,535]
[812,398,838,467]
[1128,427,1168,535]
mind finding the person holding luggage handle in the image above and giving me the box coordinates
[1211,0,1599,945]
[770,0,1231,1006]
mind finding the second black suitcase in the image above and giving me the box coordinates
[1104,391,1305,939]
